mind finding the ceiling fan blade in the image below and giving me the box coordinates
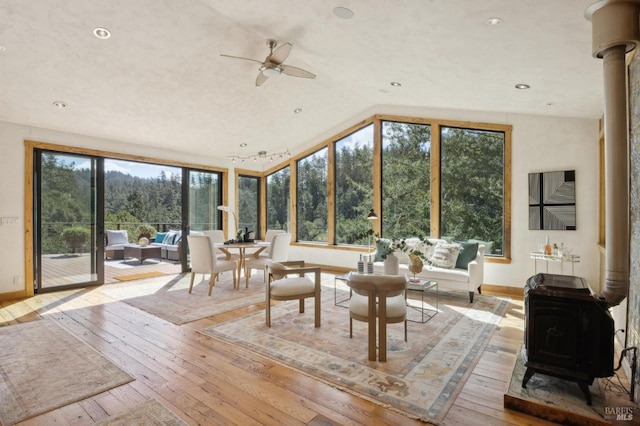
[220,54,263,64]
[269,42,292,65]
[256,71,268,86]
[280,64,316,79]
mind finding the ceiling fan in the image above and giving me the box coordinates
[221,39,316,86]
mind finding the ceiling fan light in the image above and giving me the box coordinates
[262,66,281,78]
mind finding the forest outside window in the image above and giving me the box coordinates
[439,126,505,256]
[335,124,374,245]
[381,121,431,238]
[296,147,328,242]
[266,166,290,231]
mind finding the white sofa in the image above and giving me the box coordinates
[372,238,485,303]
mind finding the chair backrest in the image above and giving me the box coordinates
[269,233,291,262]
[347,273,407,300]
[264,229,285,243]
[202,230,225,244]
[106,229,129,246]
[187,235,214,274]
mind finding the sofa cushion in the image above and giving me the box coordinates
[106,230,128,245]
[155,232,167,244]
[422,265,469,283]
[429,242,461,269]
[455,241,479,270]
[163,231,180,245]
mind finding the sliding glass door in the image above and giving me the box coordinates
[34,151,103,291]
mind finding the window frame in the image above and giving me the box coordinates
[257,114,512,262]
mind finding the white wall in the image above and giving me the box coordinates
[0,106,600,295]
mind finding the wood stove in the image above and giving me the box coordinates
[522,273,614,405]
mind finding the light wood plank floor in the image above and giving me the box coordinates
[0,276,634,425]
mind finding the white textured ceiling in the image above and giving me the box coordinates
[0,0,602,162]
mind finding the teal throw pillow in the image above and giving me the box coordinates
[155,232,166,244]
[455,241,479,270]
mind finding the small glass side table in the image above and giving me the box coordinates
[334,272,352,308]
[405,280,439,323]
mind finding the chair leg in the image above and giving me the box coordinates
[188,272,195,293]
[379,317,387,362]
[208,275,214,296]
[368,317,377,362]
[404,319,407,342]
[349,317,353,338]
[314,294,320,328]
[299,298,305,313]
[469,291,474,303]
[266,292,271,327]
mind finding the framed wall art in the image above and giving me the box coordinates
[529,170,576,230]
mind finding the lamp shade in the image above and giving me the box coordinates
[367,209,378,220]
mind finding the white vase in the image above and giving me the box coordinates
[383,254,399,275]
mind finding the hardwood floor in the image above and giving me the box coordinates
[0,277,631,425]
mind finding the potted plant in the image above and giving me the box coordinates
[62,226,90,254]
[136,224,156,245]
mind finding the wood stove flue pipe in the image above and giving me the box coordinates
[586,0,640,306]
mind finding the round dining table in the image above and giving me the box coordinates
[214,241,271,281]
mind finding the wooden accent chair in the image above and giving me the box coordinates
[347,273,408,362]
[187,235,238,295]
[244,233,291,287]
[265,260,321,328]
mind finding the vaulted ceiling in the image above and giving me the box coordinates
[0,0,602,163]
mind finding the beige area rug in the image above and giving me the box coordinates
[95,399,187,425]
[102,272,267,325]
[0,320,134,426]
[199,278,510,424]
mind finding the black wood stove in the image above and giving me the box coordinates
[522,273,614,405]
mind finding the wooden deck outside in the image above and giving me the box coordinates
[41,253,182,289]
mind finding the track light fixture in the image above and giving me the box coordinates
[229,149,291,163]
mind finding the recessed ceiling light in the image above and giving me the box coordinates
[293,108,302,114]
[93,27,111,39]
[486,17,503,26]
[239,143,248,148]
[333,6,354,19]
[52,101,67,108]
[390,82,402,87]
[515,83,530,90]
[0,45,6,53]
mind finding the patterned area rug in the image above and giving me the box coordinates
[102,272,266,324]
[0,320,134,425]
[199,278,510,424]
[96,399,187,425]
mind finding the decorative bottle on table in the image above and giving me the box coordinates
[357,254,364,274]
[544,235,552,255]
[366,254,374,274]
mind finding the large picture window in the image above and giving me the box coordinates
[440,126,505,256]
[381,121,431,238]
[266,166,290,231]
[263,114,510,260]
[238,175,259,238]
[335,124,374,245]
[296,147,328,242]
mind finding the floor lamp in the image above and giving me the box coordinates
[367,209,378,273]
